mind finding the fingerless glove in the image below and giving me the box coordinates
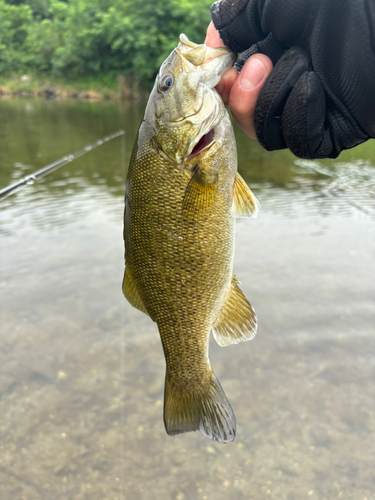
[211,0,375,159]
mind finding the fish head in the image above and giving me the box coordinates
[149,34,236,165]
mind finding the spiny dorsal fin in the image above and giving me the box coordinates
[212,276,257,346]
[164,371,236,443]
[232,173,260,218]
[182,167,217,222]
[122,266,149,316]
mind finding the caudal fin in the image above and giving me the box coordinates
[163,371,236,443]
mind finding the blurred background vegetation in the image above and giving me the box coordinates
[0,0,212,90]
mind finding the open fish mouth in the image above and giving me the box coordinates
[185,94,223,161]
[187,128,215,158]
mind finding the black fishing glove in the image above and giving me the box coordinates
[211,0,375,159]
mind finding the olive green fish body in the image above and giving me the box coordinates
[123,35,259,443]
[126,116,235,358]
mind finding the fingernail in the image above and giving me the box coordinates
[240,58,266,89]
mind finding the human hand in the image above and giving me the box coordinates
[205,22,273,140]
[207,0,374,159]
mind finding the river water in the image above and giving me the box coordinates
[0,97,374,500]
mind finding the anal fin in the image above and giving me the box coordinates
[212,276,257,346]
[232,172,260,218]
[122,266,149,316]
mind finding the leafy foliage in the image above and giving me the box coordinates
[0,0,213,86]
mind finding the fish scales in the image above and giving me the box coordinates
[127,134,233,371]
[123,34,259,443]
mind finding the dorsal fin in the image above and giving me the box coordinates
[232,173,260,218]
[122,266,149,316]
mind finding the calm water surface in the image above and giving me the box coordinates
[0,97,374,500]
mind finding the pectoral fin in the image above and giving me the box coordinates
[232,173,260,218]
[182,167,217,222]
[212,276,257,346]
[122,266,149,316]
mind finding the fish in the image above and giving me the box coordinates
[123,34,259,443]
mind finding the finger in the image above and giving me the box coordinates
[216,67,238,106]
[204,21,225,48]
[205,22,237,105]
[228,54,273,139]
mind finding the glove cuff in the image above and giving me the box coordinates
[211,0,262,53]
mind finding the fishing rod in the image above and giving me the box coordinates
[0,129,125,202]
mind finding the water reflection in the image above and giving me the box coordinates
[0,98,374,500]
[294,159,375,216]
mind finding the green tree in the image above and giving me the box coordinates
[0,1,32,72]
[0,0,214,86]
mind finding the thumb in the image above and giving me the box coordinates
[229,54,273,140]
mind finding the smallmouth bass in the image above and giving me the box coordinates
[123,34,259,443]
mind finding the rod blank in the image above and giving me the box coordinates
[0,130,125,202]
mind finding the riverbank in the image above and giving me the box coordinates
[0,74,147,101]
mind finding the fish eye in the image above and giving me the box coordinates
[160,73,174,92]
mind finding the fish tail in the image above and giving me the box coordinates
[163,371,236,443]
